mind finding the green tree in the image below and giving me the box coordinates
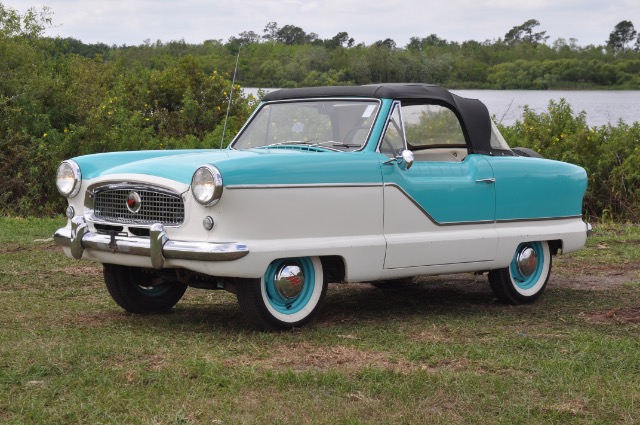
[0,3,51,38]
[324,31,352,49]
[607,20,637,52]
[276,24,311,45]
[504,19,549,46]
[262,21,279,41]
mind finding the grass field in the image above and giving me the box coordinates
[1,217,639,424]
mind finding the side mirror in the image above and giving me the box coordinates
[399,150,414,170]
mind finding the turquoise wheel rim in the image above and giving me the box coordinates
[509,242,544,290]
[263,257,315,315]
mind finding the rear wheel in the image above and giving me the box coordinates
[236,257,327,331]
[488,241,551,304]
[103,264,186,313]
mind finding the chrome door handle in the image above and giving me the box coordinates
[476,178,496,183]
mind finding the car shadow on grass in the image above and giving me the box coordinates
[105,274,602,333]
[103,278,496,334]
[317,278,499,324]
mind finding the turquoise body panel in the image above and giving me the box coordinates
[382,154,496,223]
[74,150,222,184]
[74,149,384,187]
[487,156,587,220]
[215,150,383,186]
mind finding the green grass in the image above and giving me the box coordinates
[1,217,639,424]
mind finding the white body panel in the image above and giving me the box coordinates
[382,185,498,268]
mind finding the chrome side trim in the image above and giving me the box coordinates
[54,217,249,269]
[496,215,583,224]
[225,183,383,190]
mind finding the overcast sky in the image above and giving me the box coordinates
[4,0,640,48]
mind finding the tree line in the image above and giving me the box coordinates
[50,18,640,90]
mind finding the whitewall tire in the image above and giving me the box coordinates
[489,241,552,304]
[236,256,327,330]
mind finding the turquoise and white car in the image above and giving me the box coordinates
[54,84,590,330]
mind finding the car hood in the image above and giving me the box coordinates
[75,149,244,184]
[74,148,383,186]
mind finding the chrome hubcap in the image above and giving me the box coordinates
[273,263,305,299]
[516,246,538,278]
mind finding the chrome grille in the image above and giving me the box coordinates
[93,186,184,226]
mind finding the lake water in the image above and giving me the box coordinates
[242,88,640,127]
[453,90,640,126]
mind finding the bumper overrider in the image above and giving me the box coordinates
[54,216,249,269]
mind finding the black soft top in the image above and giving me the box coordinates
[263,84,510,156]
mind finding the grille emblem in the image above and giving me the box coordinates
[126,191,142,213]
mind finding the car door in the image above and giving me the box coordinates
[380,102,498,269]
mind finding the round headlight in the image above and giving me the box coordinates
[191,165,223,206]
[56,160,82,198]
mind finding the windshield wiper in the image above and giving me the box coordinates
[310,141,360,149]
[330,142,360,148]
[261,140,317,148]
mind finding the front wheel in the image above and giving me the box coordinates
[103,264,187,313]
[236,257,327,331]
[488,241,552,304]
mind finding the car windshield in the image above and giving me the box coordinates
[231,99,380,151]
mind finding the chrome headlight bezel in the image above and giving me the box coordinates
[56,160,82,198]
[191,165,223,206]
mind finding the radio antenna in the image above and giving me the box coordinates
[220,47,241,149]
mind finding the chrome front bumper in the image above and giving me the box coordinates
[54,216,249,269]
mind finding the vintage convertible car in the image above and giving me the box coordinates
[54,84,590,330]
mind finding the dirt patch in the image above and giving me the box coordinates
[0,241,60,254]
[584,307,640,324]
[226,343,412,373]
[53,264,103,278]
[552,261,640,291]
[546,400,588,417]
[222,342,468,375]
[0,246,28,254]
[65,310,125,327]
[35,244,62,253]
[411,325,457,343]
